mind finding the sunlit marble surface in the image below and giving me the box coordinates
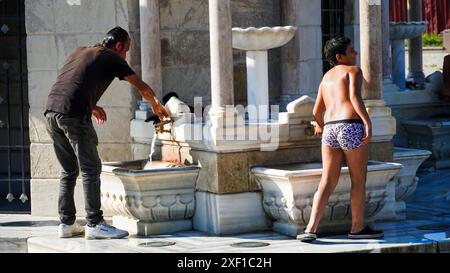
[1,169,450,253]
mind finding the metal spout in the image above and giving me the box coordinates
[154,118,174,134]
[301,120,316,137]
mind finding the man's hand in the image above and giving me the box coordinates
[314,124,323,137]
[151,101,170,120]
[362,125,372,146]
[92,106,107,125]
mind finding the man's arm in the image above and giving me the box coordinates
[348,67,372,144]
[312,83,325,128]
[124,74,169,119]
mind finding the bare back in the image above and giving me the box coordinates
[320,65,362,123]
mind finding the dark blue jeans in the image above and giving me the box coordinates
[45,112,103,226]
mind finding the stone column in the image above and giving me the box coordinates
[360,0,383,100]
[209,0,234,115]
[407,0,425,87]
[130,0,162,146]
[359,0,396,145]
[280,0,322,110]
[381,0,392,83]
[139,0,162,101]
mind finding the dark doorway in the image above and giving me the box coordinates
[0,0,31,213]
[321,0,346,73]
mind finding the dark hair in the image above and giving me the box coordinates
[102,26,129,49]
[323,35,352,67]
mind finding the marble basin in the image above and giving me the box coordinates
[251,161,402,237]
[232,26,297,51]
[389,21,427,40]
[392,147,431,214]
[101,160,200,236]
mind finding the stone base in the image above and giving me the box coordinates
[193,191,271,235]
[384,87,439,106]
[112,216,192,237]
[390,101,450,147]
[402,118,450,170]
[161,141,393,194]
[31,179,113,217]
[31,179,85,217]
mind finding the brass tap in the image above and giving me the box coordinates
[301,120,316,137]
[154,118,174,134]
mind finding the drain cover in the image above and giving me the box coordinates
[416,223,450,231]
[138,241,176,247]
[230,241,270,248]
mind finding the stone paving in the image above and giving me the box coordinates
[1,168,450,253]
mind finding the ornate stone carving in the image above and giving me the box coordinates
[252,161,402,237]
[392,147,431,213]
[100,160,200,236]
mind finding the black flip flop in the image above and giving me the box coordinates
[348,226,384,239]
[296,232,317,242]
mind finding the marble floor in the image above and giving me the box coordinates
[1,169,450,253]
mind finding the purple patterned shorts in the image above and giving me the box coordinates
[321,119,365,151]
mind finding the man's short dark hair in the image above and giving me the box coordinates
[102,26,129,49]
[323,35,352,67]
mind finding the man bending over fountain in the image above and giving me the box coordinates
[44,27,169,239]
[297,36,384,242]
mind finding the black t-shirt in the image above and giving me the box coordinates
[46,45,135,117]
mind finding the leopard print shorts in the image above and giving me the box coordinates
[321,119,365,151]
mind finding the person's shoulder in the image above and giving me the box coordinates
[347,65,362,75]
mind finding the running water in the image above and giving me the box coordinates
[143,133,158,169]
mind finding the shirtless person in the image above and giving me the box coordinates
[297,36,384,242]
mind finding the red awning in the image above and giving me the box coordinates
[390,0,450,33]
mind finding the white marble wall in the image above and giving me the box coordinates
[25,0,140,216]
[159,0,280,107]
[280,0,324,108]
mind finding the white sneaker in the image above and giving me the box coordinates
[58,222,85,238]
[85,220,129,240]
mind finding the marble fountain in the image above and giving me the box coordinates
[98,26,423,238]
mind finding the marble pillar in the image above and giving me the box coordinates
[360,0,396,143]
[407,0,425,87]
[140,0,162,101]
[280,0,322,109]
[360,0,383,100]
[381,0,392,83]
[209,0,234,115]
[130,0,162,145]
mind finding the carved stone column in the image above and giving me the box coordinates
[407,0,425,87]
[360,0,396,143]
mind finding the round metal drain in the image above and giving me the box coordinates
[416,223,450,231]
[138,241,176,247]
[230,241,270,248]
